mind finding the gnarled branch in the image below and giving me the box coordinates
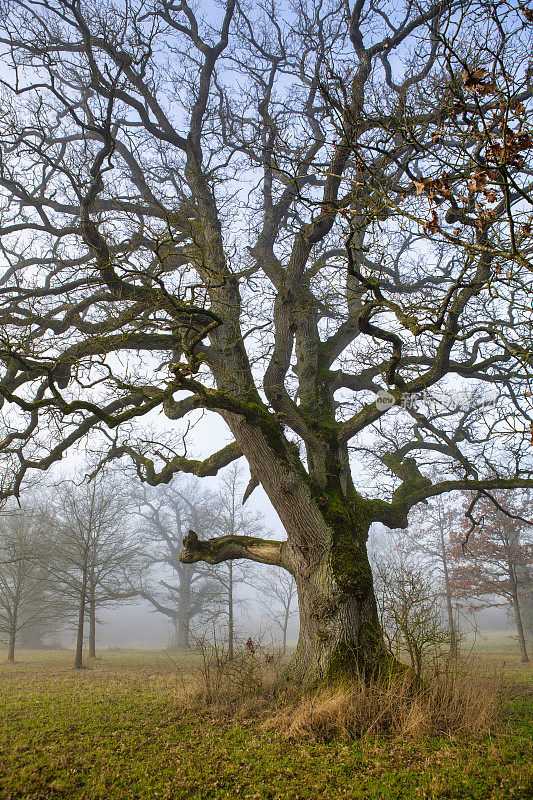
[180,530,290,570]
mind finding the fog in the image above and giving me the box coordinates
[69,597,510,650]
[40,598,514,656]
[78,597,301,650]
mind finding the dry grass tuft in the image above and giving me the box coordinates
[187,643,499,741]
[261,672,498,741]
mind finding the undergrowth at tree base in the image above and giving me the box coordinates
[188,645,499,742]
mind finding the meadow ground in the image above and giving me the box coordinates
[0,637,531,800]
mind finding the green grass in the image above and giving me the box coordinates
[0,647,531,800]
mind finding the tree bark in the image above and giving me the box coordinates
[290,541,391,684]
[172,616,187,649]
[252,453,394,683]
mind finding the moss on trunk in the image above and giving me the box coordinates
[287,491,396,686]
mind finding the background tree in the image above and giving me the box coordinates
[0,507,51,662]
[45,475,136,668]
[18,618,54,650]
[405,494,462,657]
[134,479,222,649]
[213,466,262,658]
[373,531,456,676]
[0,0,532,682]
[452,491,533,663]
[257,568,298,656]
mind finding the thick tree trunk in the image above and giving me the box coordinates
[290,556,390,684]
[174,616,189,649]
[174,614,190,650]
[181,499,393,683]
[287,509,393,685]
[211,415,396,684]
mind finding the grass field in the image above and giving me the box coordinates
[0,640,531,800]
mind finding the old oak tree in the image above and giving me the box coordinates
[0,0,532,682]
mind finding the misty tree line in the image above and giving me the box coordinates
[1,465,530,669]
[0,466,298,667]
